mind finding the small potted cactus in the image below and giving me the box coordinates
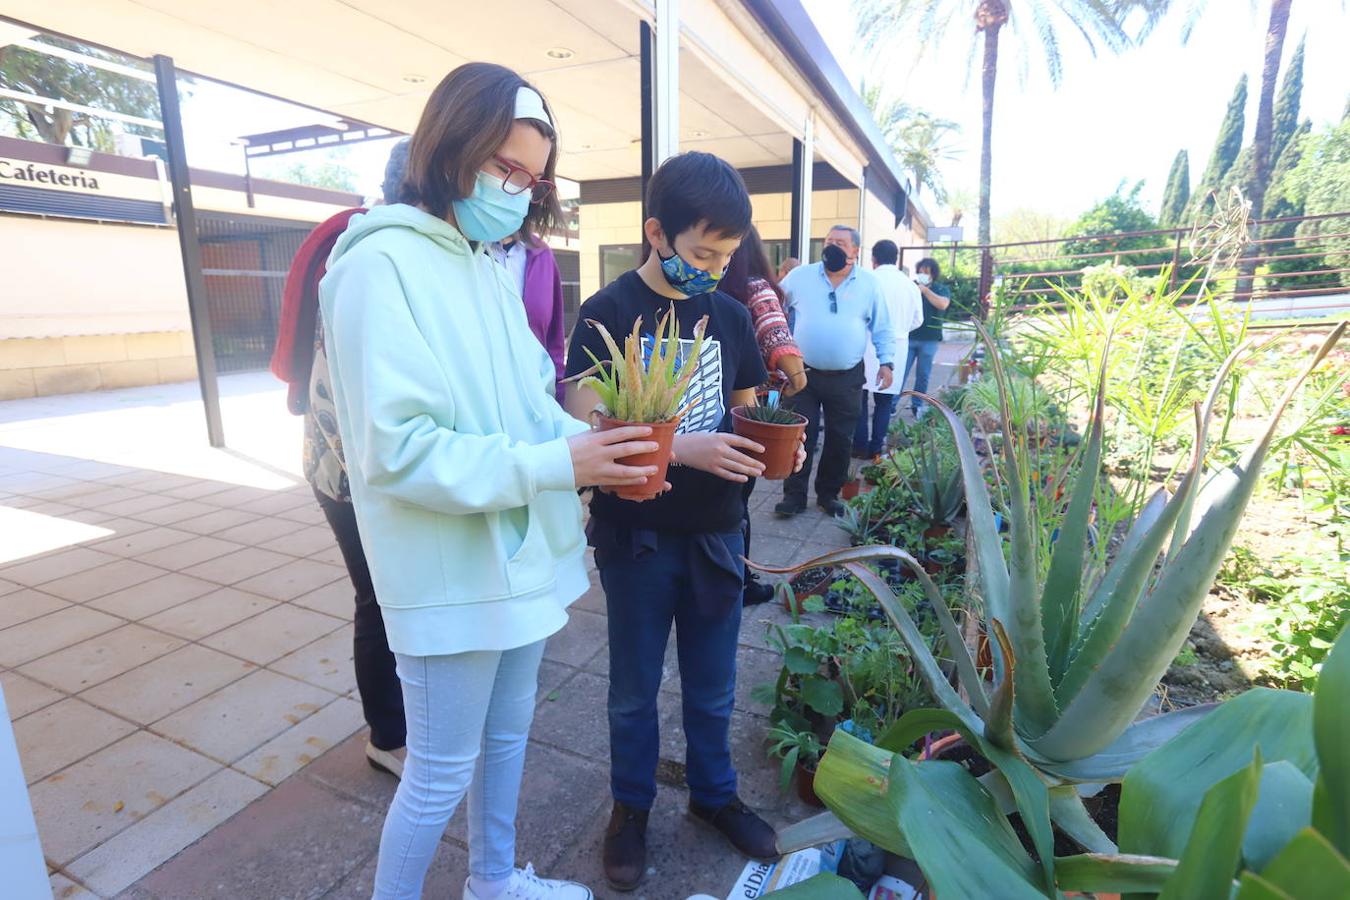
[573,309,707,501]
[731,390,807,480]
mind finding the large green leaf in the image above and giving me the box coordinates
[813,730,910,858]
[1041,334,1110,684]
[766,873,867,899]
[1036,323,1343,761]
[1077,487,1168,627]
[1119,689,1316,862]
[1030,704,1215,783]
[1157,751,1262,900]
[1312,624,1350,856]
[1237,828,1350,899]
[885,754,1048,899]
[1244,762,1315,874]
[800,678,843,718]
[1054,853,1179,893]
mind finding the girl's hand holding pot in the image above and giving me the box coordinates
[568,426,660,488]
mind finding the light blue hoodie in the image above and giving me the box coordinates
[318,204,590,656]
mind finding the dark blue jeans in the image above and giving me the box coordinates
[598,530,744,810]
[903,340,941,415]
[852,391,897,458]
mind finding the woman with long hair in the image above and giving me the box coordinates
[319,62,661,900]
[718,225,807,606]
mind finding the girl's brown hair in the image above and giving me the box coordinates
[400,62,563,241]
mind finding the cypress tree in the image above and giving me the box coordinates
[1264,119,1311,219]
[1187,75,1248,220]
[1159,149,1190,229]
[1271,36,1305,169]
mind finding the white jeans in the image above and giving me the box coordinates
[373,640,546,899]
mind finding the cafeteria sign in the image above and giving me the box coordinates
[0,159,103,190]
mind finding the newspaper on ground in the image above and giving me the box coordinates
[724,847,822,899]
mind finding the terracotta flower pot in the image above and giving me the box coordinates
[730,406,807,480]
[796,761,825,808]
[841,479,862,500]
[597,415,680,502]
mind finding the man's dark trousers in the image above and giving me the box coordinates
[783,363,865,504]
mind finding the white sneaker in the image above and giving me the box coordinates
[365,741,405,779]
[462,864,594,900]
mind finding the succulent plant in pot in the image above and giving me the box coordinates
[753,319,1346,898]
[732,390,807,480]
[572,309,707,501]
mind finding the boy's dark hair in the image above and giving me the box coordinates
[401,62,563,239]
[917,257,941,281]
[872,239,899,266]
[646,151,752,242]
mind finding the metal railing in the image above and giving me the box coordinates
[900,210,1350,321]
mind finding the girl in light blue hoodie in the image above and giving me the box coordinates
[319,63,659,900]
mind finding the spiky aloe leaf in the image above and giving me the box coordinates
[986,620,1017,752]
[775,811,852,855]
[1077,486,1169,626]
[1049,784,1117,853]
[908,396,1014,676]
[749,545,990,723]
[1028,703,1215,783]
[1032,323,1343,761]
[1041,334,1110,684]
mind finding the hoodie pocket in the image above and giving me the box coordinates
[505,505,549,590]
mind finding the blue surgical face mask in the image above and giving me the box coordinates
[658,248,725,296]
[451,170,531,243]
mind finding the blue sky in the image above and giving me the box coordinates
[802,0,1349,225]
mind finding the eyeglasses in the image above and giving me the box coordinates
[829,290,838,313]
[492,154,555,203]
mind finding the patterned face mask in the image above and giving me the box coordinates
[658,249,725,296]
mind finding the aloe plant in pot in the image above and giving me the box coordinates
[752,319,1346,899]
[572,309,707,501]
[732,391,807,480]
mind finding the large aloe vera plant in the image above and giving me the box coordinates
[572,309,708,423]
[759,320,1345,898]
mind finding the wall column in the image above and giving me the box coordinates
[640,0,679,222]
[789,113,814,261]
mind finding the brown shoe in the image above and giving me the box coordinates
[603,802,649,892]
[688,797,780,862]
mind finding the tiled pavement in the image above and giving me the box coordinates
[2,347,961,900]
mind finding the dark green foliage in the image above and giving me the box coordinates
[1159,150,1191,229]
[1062,182,1168,271]
[1187,75,1249,221]
[1271,36,1306,167]
[1262,120,1319,287]
[0,36,158,148]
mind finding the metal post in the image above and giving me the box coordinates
[154,54,224,448]
[653,0,680,165]
[639,21,654,224]
[789,138,804,259]
[796,113,814,260]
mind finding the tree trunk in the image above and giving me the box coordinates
[977,18,1002,305]
[1236,0,1293,302]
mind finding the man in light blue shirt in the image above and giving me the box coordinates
[776,225,895,517]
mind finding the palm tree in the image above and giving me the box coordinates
[852,1,1153,258]
[861,85,961,201]
[897,113,962,202]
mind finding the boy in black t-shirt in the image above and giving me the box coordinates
[565,152,800,892]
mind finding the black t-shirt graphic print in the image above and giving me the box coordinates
[566,270,768,534]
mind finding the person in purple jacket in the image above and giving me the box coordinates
[490,233,568,400]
